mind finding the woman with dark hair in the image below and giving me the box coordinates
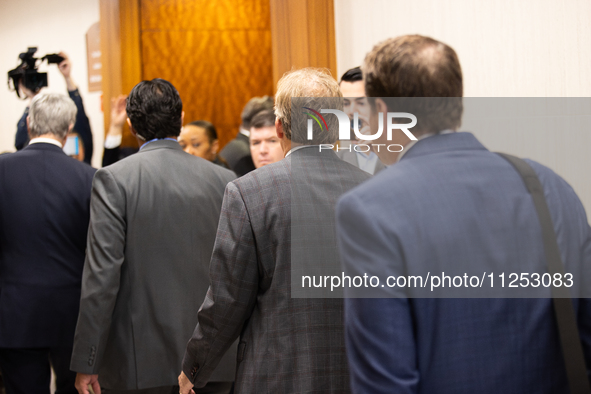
[178,120,231,169]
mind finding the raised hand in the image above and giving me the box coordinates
[57,52,77,91]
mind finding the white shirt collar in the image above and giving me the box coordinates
[285,145,315,157]
[29,137,63,148]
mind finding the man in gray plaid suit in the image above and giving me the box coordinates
[179,68,370,393]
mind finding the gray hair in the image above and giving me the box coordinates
[29,93,77,139]
[275,68,342,145]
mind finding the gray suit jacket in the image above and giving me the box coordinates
[336,148,386,175]
[70,140,237,390]
[182,147,370,393]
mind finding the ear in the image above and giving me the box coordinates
[127,118,136,136]
[211,139,219,154]
[275,119,284,140]
[26,116,30,135]
[375,98,388,114]
[61,126,74,146]
[374,98,389,127]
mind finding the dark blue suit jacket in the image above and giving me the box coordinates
[336,132,591,393]
[0,142,96,348]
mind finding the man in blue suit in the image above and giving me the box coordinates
[336,35,591,393]
[0,93,96,394]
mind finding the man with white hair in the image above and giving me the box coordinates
[0,93,96,394]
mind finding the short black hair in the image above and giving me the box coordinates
[340,67,362,83]
[187,120,218,143]
[126,78,183,140]
[241,96,274,129]
[250,109,275,130]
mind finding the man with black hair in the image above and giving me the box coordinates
[337,67,385,175]
[219,96,273,176]
[70,79,237,394]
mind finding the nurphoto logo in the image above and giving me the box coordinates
[302,108,418,152]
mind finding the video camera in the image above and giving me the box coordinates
[7,47,64,99]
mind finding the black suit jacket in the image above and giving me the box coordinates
[0,143,96,348]
[219,133,255,176]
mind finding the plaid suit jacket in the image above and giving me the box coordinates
[183,147,370,393]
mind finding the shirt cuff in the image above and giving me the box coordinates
[104,134,122,149]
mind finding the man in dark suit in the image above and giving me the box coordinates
[179,68,370,394]
[336,35,591,393]
[336,66,385,175]
[219,96,273,176]
[0,93,96,394]
[70,79,237,394]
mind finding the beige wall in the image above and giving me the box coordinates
[0,0,103,167]
[334,0,591,218]
[335,0,591,97]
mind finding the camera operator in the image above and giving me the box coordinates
[14,52,93,165]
